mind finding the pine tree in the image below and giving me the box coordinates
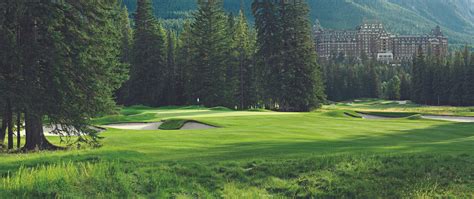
[187,0,232,107]
[225,13,239,108]
[165,30,178,105]
[368,59,380,98]
[177,20,193,105]
[431,57,444,105]
[422,55,434,104]
[462,47,474,106]
[386,75,401,100]
[128,0,167,106]
[278,1,325,111]
[116,5,134,105]
[252,0,283,109]
[411,46,425,103]
[450,52,465,106]
[0,0,129,150]
[230,8,257,109]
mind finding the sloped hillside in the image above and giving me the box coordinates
[122,0,474,45]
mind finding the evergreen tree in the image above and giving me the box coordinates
[252,0,283,108]
[177,20,193,105]
[116,5,134,105]
[431,57,444,105]
[462,48,474,106]
[128,0,167,106]
[450,52,465,106]
[253,0,325,111]
[465,53,474,106]
[399,73,411,100]
[386,76,401,100]
[186,0,231,107]
[6,0,129,150]
[368,60,381,98]
[422,55,434,104]
[234,9,257,109]
[411,46,425,103]
[165,30,178,104]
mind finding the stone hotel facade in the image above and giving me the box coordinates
[314,21,448,63]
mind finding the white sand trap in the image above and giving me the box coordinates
[422,115,474,123]
[359,113,474,123]
[18,126,104,137]
[396,100,408,105]
[180,122,216,130]
[103,122,163,130]
[358,113,397,120]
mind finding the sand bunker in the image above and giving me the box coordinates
[358,113,396,120]
[103,122,163,130]
[360,113,474,123]
[102,121,216,130]
[19,126,104,137]
[422,115,474,123]
[180,122,216,130]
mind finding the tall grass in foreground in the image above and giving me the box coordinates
[1,154,473,198]
[1,162,134,198]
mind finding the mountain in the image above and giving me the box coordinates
[122,0,474,45]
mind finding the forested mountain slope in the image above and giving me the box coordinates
[122,0,474,45]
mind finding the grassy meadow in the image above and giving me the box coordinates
[0,100,473,198]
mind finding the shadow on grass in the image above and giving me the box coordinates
[1,122,473,175]
[178,122,474,161]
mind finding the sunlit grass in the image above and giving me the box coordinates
[1,100,474,197]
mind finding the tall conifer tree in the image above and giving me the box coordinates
[186,0,231,107]
[128,0,167,106]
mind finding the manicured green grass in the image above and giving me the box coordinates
[159,119,188,130]
[1,101,473,197]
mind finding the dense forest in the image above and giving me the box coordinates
[119,0,325,111]
[121,0,474,45]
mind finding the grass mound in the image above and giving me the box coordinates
[323,110,362,118]
[247,108,272,112]
[407,114,423,120]
[120,109,144,116]
[92,113,157,125]
[209,106,233,111]
[159,119,189,130]
[358,111,419,118]
[128,105,153,110]
[344,110,362,118]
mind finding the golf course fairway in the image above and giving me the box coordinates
[0,100,473,198]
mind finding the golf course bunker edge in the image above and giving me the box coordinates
[358,112,474,123]
[102,121,217,130]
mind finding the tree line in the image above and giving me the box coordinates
[321,52,411,102]
[412,47,474,106]
[119,0,325,112]
[322,46,474,106]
